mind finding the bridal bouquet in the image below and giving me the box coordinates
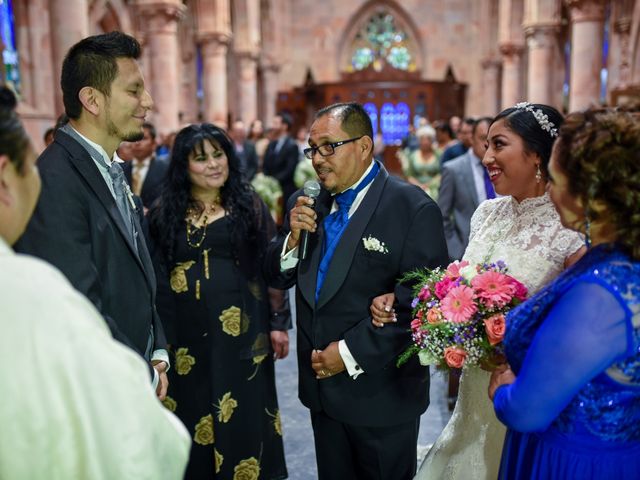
[398,260,528,370]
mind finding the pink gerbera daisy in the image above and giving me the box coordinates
[471,271,516,307]
[440,285,477,323]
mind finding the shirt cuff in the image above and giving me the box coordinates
[152,349,170,372]
[338,340,364,379]
[280,232,299,271]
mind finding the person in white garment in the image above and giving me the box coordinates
[370,103,585,480]
[0,106,190,478]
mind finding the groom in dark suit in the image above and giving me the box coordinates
[265,102,448,479]
[15,32,169,398]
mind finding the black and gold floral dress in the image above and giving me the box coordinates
[156,209,288,480]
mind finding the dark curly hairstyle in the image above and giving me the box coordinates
[553,106,640,260]
[149,123,257,264]
[491,103,563,179]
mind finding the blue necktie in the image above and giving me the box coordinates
[315,162,380,300]
[482,167,496,199]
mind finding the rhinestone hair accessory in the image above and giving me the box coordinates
[513,102,559,138]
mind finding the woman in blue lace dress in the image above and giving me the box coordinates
[489,106,640,479]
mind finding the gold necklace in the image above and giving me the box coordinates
[185,198,220,249]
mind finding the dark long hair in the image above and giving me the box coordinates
[490,103,563,179]
[149,123,257,264]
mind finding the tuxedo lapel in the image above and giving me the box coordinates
[59,133,149,277]
[297,189,331,308]
[316,165,389,309]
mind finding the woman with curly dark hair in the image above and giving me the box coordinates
[149,123,289,480]
[490,106,640,479]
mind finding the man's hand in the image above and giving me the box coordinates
[270,330,290,360]
[286,196,317,252]
[311,342,345,379]
[152,360,168,401]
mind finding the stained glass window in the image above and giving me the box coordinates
[349,10,416,72]
[380,102,410,145]
[0,0,20,95]
[363,102,378,135]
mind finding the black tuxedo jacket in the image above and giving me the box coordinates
[262,136,299,203]
[16,131,167,364]
[265,163,449,427]
[122,155,169,209]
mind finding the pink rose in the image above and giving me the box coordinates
[510,279,528,301]
[443,346,467,369]
[426,307,441,324]
[445,260,470,279]
[435,277,456,300]
[410,318,422,331]
[418,286,431,302]
[484,313,506,345]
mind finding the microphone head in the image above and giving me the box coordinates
[303,180,321,199]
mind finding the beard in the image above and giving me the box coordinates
[107,118,144,142]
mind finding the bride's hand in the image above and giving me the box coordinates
[370,293,397,327]
[479,352,508,372]
[488,364,515,400]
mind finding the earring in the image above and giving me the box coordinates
[535,165,542,184]
[584,212,592,249]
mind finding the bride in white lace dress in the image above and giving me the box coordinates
[371,104,584,479]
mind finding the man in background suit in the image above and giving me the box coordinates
[265,102,448,479]
[122,122,168,211]
[263,111,299,204]
[16,32,169,397]
[229,119,258,180]
[438,117,494,261]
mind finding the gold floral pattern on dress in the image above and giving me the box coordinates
[175,347,196,375]
[220,306,241,336]
[248,333,269,380]
[161,396,177,412]
[247,280,262,300]
[215,391,238,423]
[170,261,195,293]
[265,408,282,436]
[241,311,250,334]
[194,414,214,445]
[233,457,261,480]
[214,448,223,474]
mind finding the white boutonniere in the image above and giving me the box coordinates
[362,235,389,254]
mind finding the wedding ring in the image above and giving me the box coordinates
[297,214,302,222]
[320,369,326,376]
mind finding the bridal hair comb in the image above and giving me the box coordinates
[513,102,559,138]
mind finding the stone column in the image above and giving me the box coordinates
[613,16,632,89]
[525,24,560,105]
[237,53,259,123]
[49,0,88,113]
[499,44,525,109]
[566,0,606,111]
[261,63,280,124]
[199,33,230,125]
[137,2,186,135]
[481,57,501,115]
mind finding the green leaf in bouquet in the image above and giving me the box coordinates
[396,344,419,367]
[418,349,440,366]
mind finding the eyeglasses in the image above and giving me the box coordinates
[303,136,363,160]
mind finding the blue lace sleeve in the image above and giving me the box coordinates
[493,275,632,432]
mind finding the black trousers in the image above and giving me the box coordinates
[311,410,420,480]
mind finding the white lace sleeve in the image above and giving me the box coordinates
[468,200,493,244]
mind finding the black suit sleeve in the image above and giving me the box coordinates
[343,201,449,374]
[16,161,141,353]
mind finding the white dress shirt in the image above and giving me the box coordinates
[468,148,490,203]
[280,161,377,378]
[0,238,190,479]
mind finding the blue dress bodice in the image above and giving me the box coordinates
[502,244,640,443]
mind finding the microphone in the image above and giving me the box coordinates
[300,180,321,260]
